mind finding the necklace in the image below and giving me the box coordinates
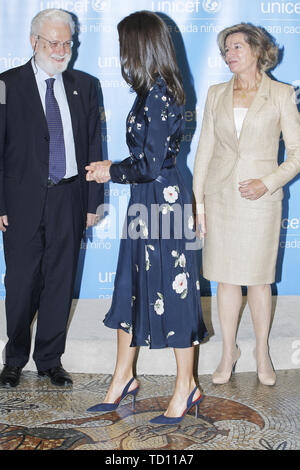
[235,78,261,100]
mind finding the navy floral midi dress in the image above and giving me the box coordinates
[104,77,208,349]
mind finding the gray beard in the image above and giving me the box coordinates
[35,52,71,76]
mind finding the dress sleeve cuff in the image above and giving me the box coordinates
[260,175,278,195]
[109,163,119,183]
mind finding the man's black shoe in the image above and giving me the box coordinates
[38,366,73,386]
[0,365,22,387]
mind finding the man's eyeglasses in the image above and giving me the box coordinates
[37,35,73,51]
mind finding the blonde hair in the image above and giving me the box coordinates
[31,9,75,36]
[217,23,279,72]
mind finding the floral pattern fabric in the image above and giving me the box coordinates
[104,77,208,348]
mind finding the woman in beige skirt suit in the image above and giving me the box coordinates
[193,23,300,386]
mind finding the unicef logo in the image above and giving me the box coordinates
[91,0,111,13]
[202,0,222,13]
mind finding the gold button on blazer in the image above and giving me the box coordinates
[193,72,300,285]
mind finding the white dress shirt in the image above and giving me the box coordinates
[31,58,78,178]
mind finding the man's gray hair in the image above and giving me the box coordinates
[30,9,75,37]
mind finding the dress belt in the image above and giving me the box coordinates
[47,175,78,188]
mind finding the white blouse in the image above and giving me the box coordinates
[234,107,248,139]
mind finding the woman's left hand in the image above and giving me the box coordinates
[86,160,112,183]
[239,179,268,200]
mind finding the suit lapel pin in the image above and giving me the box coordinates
[73,90,78,95]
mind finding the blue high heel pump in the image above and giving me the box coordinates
[149,386,204,425]
[87,377,139,412]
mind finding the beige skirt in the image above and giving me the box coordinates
[202,177,282,286]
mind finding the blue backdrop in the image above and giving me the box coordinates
[0,0,300,298]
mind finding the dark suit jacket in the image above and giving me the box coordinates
[0,59,103,235]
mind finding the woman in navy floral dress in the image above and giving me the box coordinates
[86,11,208,423]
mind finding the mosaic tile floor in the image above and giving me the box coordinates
[0,369,299,450]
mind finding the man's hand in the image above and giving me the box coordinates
[86,160,112,184]
[239,179,268,200]
[0,215,8,232]
[86,213,99,228]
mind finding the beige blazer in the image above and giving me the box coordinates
[193,72,300,214]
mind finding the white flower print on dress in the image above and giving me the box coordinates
[172,251,186,269]
[178,254,186,268]
[171,251,189,298]
[128,113,136,124]
[138,219,148,237]
[145,244,155,271]
[167,331,175,338]
[154,293,164,315]
[172,273,187,295]
[161,110,167,121]
[188,216,194,231]
[161,203,174,215]
[163,186,179,204]
[145,249,150,270]
[120,322,132,334]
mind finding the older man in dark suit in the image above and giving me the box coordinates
[0,9,103,387]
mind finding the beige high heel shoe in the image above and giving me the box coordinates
[253,348,276,386]
[212,345,241,385]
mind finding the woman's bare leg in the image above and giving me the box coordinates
[213,282,242,383]
[103,328,138,403]
[164,346,201,417]
[247,284,276,385]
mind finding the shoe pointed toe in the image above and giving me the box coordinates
[258,372,276,386]
[212,346,241,385]
[149,414,182,425]
[253,348,277,386]
[86,377,139,413]
[149,388,204,425]
[87,402,118,413]
[212,373,231,385]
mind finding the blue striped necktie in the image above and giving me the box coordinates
[45,78,66,183]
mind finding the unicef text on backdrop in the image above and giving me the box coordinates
[39,0,112,15]
[150,0,222,15]
[261,1,300,15]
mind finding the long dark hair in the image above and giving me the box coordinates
[118,10,185,106]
